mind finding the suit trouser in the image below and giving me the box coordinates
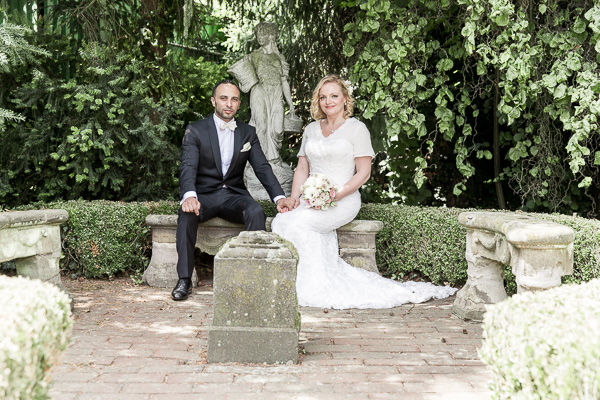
[175,187,267,279]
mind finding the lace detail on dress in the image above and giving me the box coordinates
[272,119,457,309]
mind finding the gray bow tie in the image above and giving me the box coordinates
[219,120,237,131]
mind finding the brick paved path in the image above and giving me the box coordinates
[49,278,492,400]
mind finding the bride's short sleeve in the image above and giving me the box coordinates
[352,122,375,158]
[297,121,317,157]
[298,130,308,157]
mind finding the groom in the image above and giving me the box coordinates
[173,79,295,301]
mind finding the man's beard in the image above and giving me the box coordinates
[216,107,236,121]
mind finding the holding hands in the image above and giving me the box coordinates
[277,197,299,213]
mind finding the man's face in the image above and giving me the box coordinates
[211,83,241,122]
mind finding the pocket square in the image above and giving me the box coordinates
[241,142,252,152]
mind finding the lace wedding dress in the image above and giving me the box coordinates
[271,118,457,309]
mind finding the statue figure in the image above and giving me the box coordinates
[228,22,302,199]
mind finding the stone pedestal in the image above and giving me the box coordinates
[0,209,72,307]
[208,231,300,364]
[453,212,574,321]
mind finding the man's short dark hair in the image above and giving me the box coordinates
[212,79,240,97]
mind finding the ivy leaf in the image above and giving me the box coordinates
[452,183,464,196]
[566,55,581,71]
[343,41,355,57]
[573,18,587,34]
[578,176,592,188]
[495,13,510,27]
[554,84,567,99]
[539,4,547,14]
[437,58,454,72]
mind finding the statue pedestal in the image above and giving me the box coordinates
[245,159,293,200]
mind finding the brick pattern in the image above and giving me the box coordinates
[49,278,492,399]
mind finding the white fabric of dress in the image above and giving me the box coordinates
[271,118,457,309]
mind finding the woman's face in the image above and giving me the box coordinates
[318,82,346,118]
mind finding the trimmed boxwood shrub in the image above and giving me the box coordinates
[13,200,174,278]
[357,204,468,286]
[479,278,600,399]
[0,276,73,400]
[7,201,600,288]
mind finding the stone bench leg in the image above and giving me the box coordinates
[452,245,507,321]
[143,242,198,288]
[15,250,73,309]
[338,231,379,274]
[512,246,571,293]
[15,252,63,288]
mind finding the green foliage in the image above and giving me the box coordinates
[480,278,600,400]
[0,21,49,130]
[168,54,228,127]
[357,203,469,286]
[0,2,230,207]
[15,200,157,278]
[0,276,72,400]
[462,0,600,216]
[0,42,185,205]
[0,23,50,74]
[60,201,151,278]
[343,0,600,216]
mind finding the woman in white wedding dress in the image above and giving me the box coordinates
[271,75,457,309]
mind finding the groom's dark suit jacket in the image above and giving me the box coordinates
[179,116,284,200]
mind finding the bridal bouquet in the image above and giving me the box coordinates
[300,174,338,210]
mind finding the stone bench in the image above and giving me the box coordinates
[0,209,72,304]
[143,215,384,288]
[452,211,574,321]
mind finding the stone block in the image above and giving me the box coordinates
[207,327,299,364]
[208,231,300,364]
[337,232,377,250]
[339,248,379,274]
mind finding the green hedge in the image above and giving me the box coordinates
[12,200,179,278]
[0,276,73,400]
[7,201,600,289]
[479,278,600,399]
[357,204,468,286]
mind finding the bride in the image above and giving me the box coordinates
[272,74,457,309]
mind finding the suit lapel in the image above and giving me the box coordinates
[225,126,242,179]
[207,118,223,178]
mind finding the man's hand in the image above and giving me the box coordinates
[277,197,299,213]
[182,197,201,216]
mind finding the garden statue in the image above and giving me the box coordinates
[228,21,302,200]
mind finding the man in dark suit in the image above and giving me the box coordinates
[172,79,295,301]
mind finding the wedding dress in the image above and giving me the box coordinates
[271,118,457,309]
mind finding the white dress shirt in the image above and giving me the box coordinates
[182,114,284,205]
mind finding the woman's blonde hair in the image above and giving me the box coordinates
[310,74,355,120]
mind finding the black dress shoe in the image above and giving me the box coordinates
[171,278,192,301]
